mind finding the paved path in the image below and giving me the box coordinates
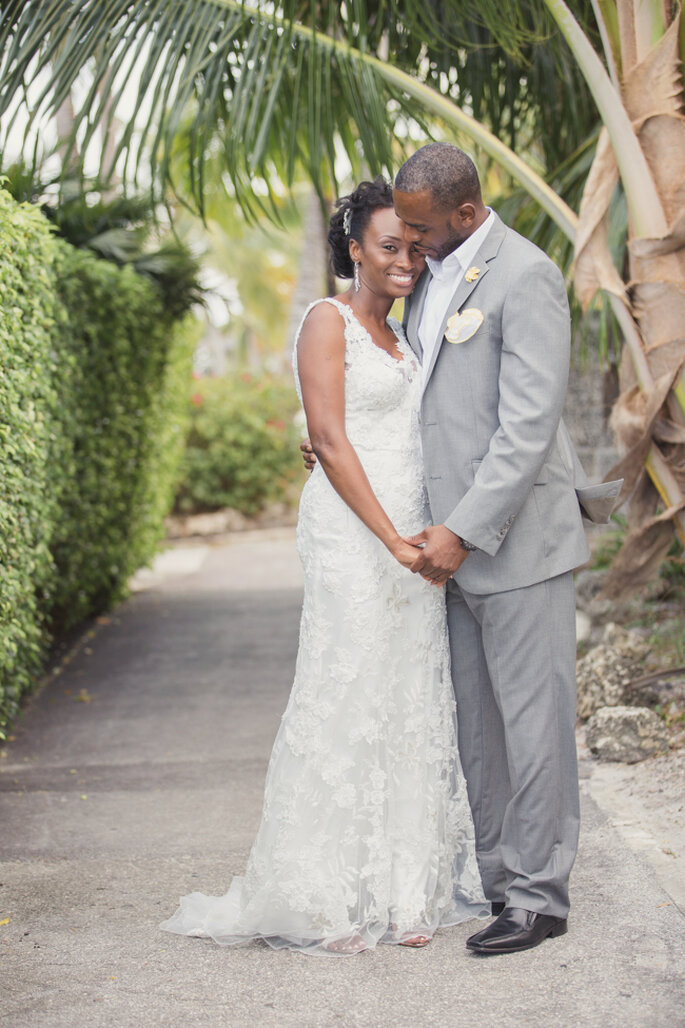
[1,530,684,1028]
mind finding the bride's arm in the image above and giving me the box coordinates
[297,304,418,568]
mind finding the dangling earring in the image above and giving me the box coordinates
[354,262,360,292]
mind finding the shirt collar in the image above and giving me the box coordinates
[426,208,495,281]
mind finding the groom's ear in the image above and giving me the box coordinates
[455,201,477,228]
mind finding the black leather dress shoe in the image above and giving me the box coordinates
[466,906,567,955]
[490,901,506,916]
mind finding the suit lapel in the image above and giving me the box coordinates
[422,214,508,390]
[404,268,431,359]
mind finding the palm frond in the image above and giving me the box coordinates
[0,0,601,215]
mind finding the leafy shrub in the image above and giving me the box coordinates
[47,245,196,628]
[174,373,303,516]
[0,187,195,735]
[0,192,59,731]
[3,164,205,320]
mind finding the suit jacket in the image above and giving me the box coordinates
[404,213,622,595]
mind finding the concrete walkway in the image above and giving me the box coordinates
[1,530,683,1028]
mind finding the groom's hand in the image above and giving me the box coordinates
[300,438,317,472]
[403,525,469,584]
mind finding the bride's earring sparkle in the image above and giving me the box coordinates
[354,262,360,292]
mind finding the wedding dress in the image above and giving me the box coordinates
[161,299,487,954]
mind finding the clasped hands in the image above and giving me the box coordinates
[300,441,469,586]
[393,525,469,586]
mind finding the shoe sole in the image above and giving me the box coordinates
[466,919,567,955]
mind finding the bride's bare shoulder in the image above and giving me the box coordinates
[297,298,348,354]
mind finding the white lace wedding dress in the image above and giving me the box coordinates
[161,299,487,954]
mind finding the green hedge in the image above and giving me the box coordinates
[174,373,303,516]
[0,188,195,735]
[0,194,59,733]
[47,245,196,627]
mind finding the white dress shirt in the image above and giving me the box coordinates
[418,209,495,384]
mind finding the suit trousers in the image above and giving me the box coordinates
[445,571,580,918]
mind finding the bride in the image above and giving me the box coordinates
[161,179,487,955]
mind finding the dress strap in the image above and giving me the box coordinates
[308,297,354,321]
[293,297,354,350]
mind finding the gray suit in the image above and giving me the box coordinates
[404,213,620,917]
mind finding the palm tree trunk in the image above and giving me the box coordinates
[547,0,685,594]
[54,89,78,169]
[285,190,329,363]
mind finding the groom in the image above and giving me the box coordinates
[392,143,621,955]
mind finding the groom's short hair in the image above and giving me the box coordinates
[395,143,482,211]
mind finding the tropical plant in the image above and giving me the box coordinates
[1,0,683,593]
[0,2,599,214]
[1,162,205,318]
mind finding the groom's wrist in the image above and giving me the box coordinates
[458,535,477,553]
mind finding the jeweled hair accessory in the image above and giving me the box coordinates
[343,208,352,236]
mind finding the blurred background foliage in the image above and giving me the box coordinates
[174,374,304,517]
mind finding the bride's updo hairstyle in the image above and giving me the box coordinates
[328,177,394,279]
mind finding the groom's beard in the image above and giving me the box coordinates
[435,229,470,261]
[414,231,466,263]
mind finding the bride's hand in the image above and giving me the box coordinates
[389,537,424,571]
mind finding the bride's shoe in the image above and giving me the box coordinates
[324,934,368,954]
[391,923,432,948]
[398,933,431,948]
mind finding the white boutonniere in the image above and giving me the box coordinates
[445,308,484,344]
